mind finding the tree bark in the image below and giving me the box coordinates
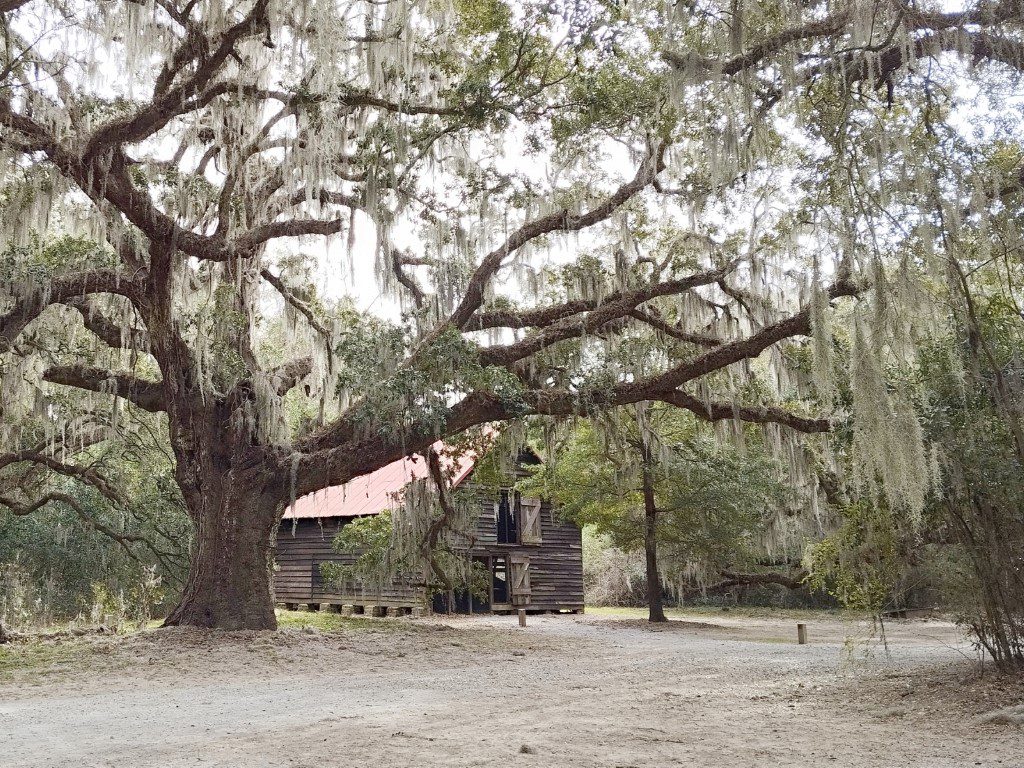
[163,494,279,630]
[160,398,284,631]
[641,463,667,623]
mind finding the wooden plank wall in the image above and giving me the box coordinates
[272,493,585,612]
[469,494,585,612]
[273,519,425,608]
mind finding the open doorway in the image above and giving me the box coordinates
[491,555,509,608]
[470,556,491,612]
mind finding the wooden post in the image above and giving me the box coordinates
[518,609,527,627]
[797,623,808,644]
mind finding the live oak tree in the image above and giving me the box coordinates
[1,0,1022,629]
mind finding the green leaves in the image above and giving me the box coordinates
[334,320,527,437]
[0,235,119,285]
[530,406,784,580]
[806,500,910,613]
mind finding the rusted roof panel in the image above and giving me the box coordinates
[283,447,477,520]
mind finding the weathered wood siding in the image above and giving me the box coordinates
[273,519,425,608]
[468,493,585,611]
[272,492,584,612]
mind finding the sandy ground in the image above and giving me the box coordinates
[0,610,1021,767]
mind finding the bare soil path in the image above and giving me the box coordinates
[0,610,1021,767]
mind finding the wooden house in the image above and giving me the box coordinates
[272,449,585,615]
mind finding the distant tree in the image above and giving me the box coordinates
[531,404,785,621]
[2,0,1020,629]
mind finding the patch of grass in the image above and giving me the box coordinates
[275,609,433,633]
[0,640,94,682]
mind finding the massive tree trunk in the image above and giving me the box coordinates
[161,394,285,631]
[163,487,280,630]
[641,463,667,623]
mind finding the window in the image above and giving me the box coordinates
[495,490,517,544]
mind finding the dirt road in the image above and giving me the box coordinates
[1,611,1021,767]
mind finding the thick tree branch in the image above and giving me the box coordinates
[0,269,143,352]
[63,297,150,351]
[259,268,331,340]
[478,263,734,366]
[657,390,832,433]
[446,143,668,331]
[664,0,1024,78]
[234,216,348,250]
[268,357,313,395]
[466,267,732,336]
[43,364,165,413]
[83,0,272,155]
[0,0,31,13]
[622,278,861,399]
[685,569,809,595]
[664,12,854,76]
[0,100,230,264]
[290,279,862,498]
[628,308,723,348]
[0,100,278,266]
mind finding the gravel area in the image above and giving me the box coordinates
[1,610,1021,767]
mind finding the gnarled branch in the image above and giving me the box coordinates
[63,297,150,351]
[43,364,165,413]
[478,262,734,366]
[704,569,808,592]
[268,357,313,395]
[657,390,831,433]
[447,143,668,331]
[290,279,862,498]
[0,269,142,352]
[260,268,331,340]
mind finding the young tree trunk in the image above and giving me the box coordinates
[641,464,667,623]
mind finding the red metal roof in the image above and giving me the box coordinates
[283,447,477,520]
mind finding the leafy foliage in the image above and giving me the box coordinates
[530,407,785,592]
